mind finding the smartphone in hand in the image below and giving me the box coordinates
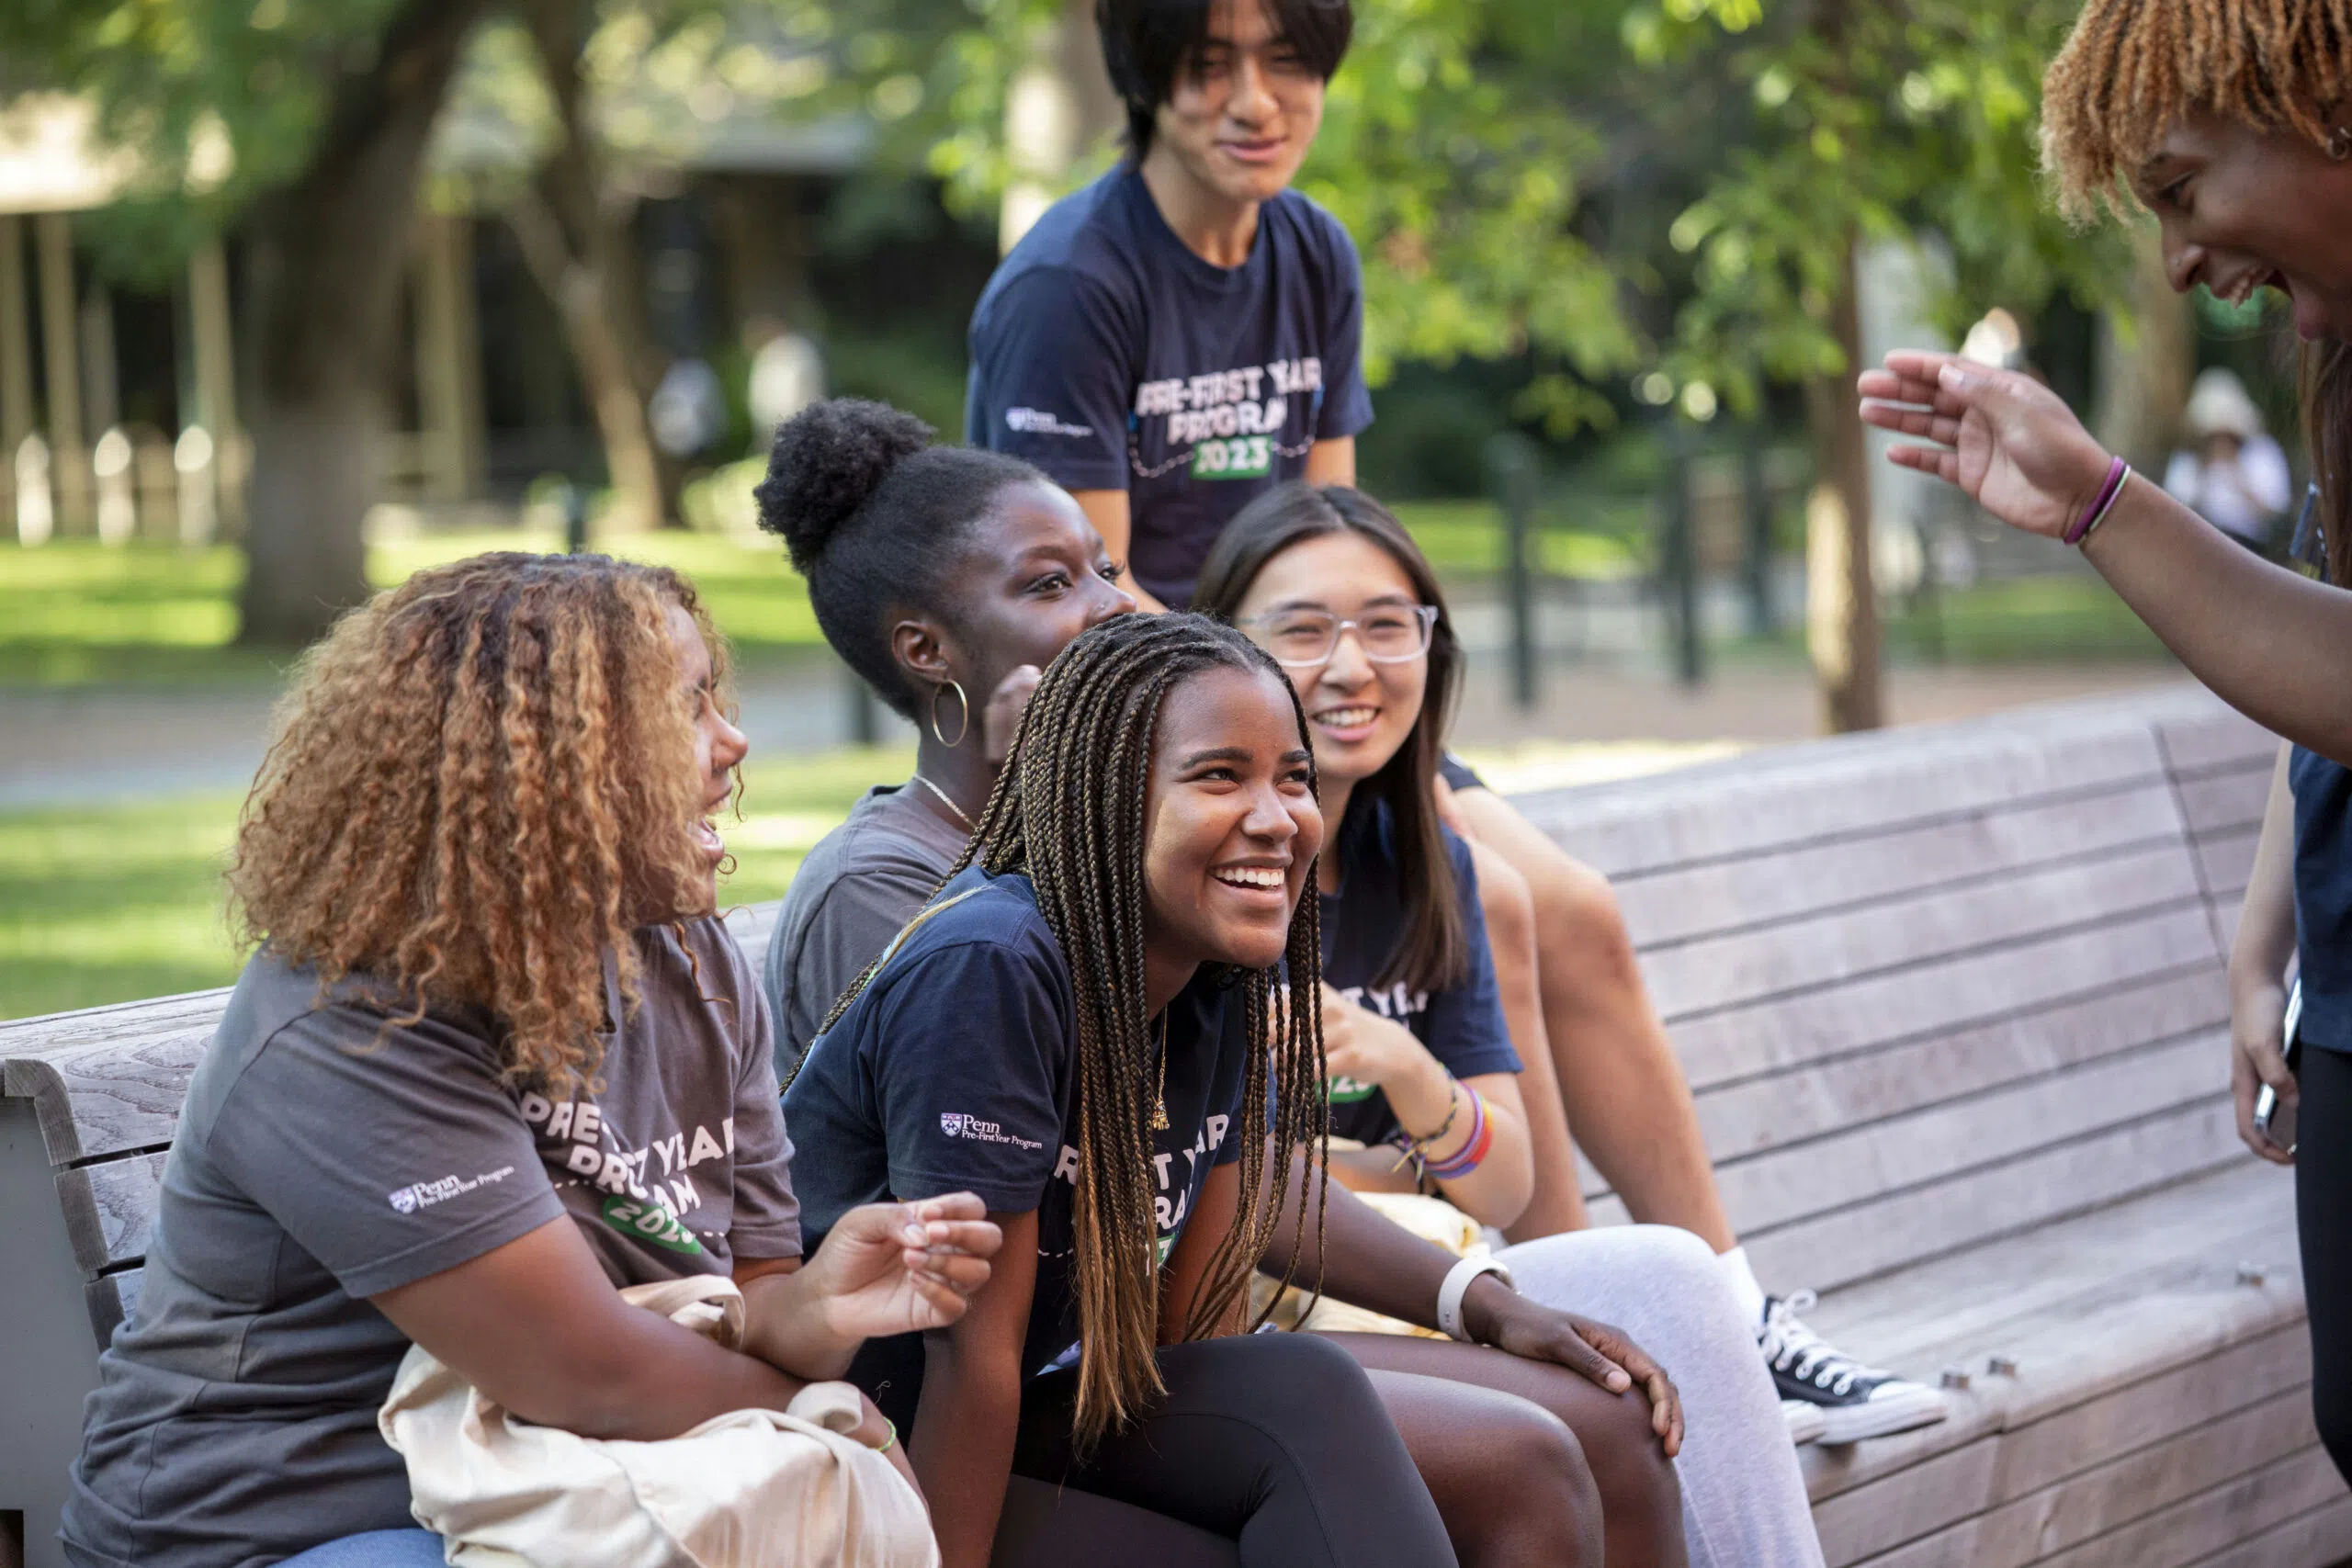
[2255,980,2303,1154]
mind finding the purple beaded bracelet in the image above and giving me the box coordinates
[2064,457,2132,547]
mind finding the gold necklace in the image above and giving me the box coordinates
[1151,1012,1170,1132]
[908,772,975,831]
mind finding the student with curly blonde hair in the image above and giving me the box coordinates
[62,552,1002,1568]
[1857,0,2352,1484]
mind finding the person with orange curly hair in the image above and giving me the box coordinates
[59,552,1003,1568]
[1854,0,2352,1484]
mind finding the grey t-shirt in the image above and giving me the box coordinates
[62,918,800,1568]
[765,783,967,1078]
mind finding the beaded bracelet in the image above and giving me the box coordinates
[1424,1083,1494,1180]
[2064,457,2132,547]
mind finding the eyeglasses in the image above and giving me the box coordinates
[1238,604,1439,668]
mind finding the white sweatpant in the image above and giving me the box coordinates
[1496,1224,1826,1568]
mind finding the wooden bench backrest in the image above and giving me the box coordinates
[1510,684,2279,1295]
[0,683,2280,1345]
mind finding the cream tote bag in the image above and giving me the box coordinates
[379,1274,937,1568]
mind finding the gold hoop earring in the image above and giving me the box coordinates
[930,680,970,748]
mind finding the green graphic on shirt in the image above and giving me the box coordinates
[1327,1074,1378,1104]
[1190,436,1272,480]
[602,1194,706,1255]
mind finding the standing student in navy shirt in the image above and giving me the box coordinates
[967,0,1369,610]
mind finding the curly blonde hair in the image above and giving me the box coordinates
[2041,0,2352,220]
[229,551,728,1088]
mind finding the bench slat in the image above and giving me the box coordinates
[1714,1033,2222,1239]
[1,1024,214,1167]
[1672,907,2220,1090]
[2149,698,2278,777]
[1520,717,2167,879]
[1691,969,2228,1164]
[2029,1445,2341,1568]
[2185,1493,2352,1568]
[2172,768,2272,838]
[1611,780,2185,949]
[1639,842,2200,1021]
[1748,1097,2239,1293]
[1850,1386,2313,1568]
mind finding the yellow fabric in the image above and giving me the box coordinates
[1252,1177,1491,1340]
[379,1275,937,1568]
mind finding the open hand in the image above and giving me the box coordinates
[805,1194,1003,1340]
[1858,352,2114,539]
[1467,1280,1684,1457]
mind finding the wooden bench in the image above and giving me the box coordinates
[0,682,2324,1567]
[1508,682,2329,1566]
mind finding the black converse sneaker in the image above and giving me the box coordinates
[1759,1292,1949,1444]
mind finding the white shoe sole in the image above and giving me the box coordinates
[1814,1385,1951,1445]
[1781,1401,1827,1446]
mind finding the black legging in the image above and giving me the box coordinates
[997,1332,1459,1568]
[2299,1043,2352,1482]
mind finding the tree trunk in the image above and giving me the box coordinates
[518,0,681,531]
[1802,234,1883,733]
[235,0,492,645]
[2092,223,2196,473]
[998,0,1122,254]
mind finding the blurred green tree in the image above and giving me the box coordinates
[2,0,495,643]
[885,0,2136,730]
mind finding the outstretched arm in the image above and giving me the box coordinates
[1860,351,2352,761]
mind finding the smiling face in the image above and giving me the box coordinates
[2135,107,2352,343]
[1140,663,1324,976]
[665,603,749,913]
[1229,530,1428,795]
[1149,0,1326,211]
[910,480,1135,699]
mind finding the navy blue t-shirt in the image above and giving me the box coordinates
[966,166,1375,607]
[2291,746,2352,1052]
[1319,802,1520,1146]
[782,865,1250,1428]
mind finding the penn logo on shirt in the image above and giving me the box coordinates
[940,1111,1045,1151]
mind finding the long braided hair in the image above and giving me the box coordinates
[826,612,1330,1447]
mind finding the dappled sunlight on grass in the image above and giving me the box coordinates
[0,533,823,685]
[0,750,912,1021]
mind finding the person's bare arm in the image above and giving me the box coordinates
[2230,743,2301,1163]
[1069,489,1167,612]
[1860,351,2352,762]
[375,1217,830,1441]
[1304,436,1357,486]
[1159,1162,1243,1341]
[912,1209,1039,1568]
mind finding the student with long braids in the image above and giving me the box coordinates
[1196,482,1826,1566]
[761,400,1835,1567]
[62,554,1001,1568]
[784,611,1576,1567]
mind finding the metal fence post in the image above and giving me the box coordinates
[1662,423,1704,687]
[1487,432,1540,711]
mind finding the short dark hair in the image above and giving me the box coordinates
[1193,482,1469,996]
[1097,0,1354,158]
[752,399,1041,718]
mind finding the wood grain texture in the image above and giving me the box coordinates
[2172,768,2273,839]
[85,1269,134,1348]
[2150,698,2278,778]
[1749,1098,2242,1295]
[1610,782,2184,949]
[1670,908,2221,1091]
[2184,1493,2352,1568]
[1638,842,2201,1021]
[1,1020,216,1166]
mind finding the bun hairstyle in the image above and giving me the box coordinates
[754,399,1042,716]
[1193,481,1470,998]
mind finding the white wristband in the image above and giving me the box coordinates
[1437,1255,1513,1342]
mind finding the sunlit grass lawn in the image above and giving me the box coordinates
[0,502,1637,686]
[0,746,912,1021]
